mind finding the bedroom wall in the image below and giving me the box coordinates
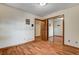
[48,19,53,37]
[0,4,40,48]
[43,5,79,48]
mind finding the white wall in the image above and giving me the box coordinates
[48,19,53,37]
[0,4,40,48]
[43,5,79,48]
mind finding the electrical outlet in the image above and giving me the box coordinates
[75,41,78,44]
[24,38,26,40]
[68,40,70,42]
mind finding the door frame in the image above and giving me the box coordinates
[35,18,42,41]
[35,18,48,41]
[47,14,64,45]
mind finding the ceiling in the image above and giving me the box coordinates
[5,3,79,17]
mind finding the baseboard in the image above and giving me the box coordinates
[54,35,63,37]
[49,36,63,38]
[0,39,35,49]
[48,36,53,38]
[49,36,53,37]
[35,36,40,38]
[64,44,79,49]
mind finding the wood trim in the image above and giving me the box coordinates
[47,14,64,45]
[46,14,64,20]
[35,18,42,41]
[35,36,41,38]
[64,44,79,49]
[53,35,63,37]
[49,36,53,37]
[46,19,48,40]
[35,18,42,21]
[63,15,65,45]
[35,18,48,41]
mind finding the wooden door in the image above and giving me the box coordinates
[41,20,48,41]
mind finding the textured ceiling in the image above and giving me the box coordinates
[5,3,79,17]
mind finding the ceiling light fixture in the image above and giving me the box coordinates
[40,3,46,6]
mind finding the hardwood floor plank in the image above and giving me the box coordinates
[0,37,79,55]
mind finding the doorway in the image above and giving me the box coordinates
[35,19,41,41]
[48,15,64,45]
[35,19,48,41]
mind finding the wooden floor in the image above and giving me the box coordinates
[48,36,63,45]
[0,37,79,55]
[53,36,64,45]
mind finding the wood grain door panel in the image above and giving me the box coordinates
[41,20,48,41]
